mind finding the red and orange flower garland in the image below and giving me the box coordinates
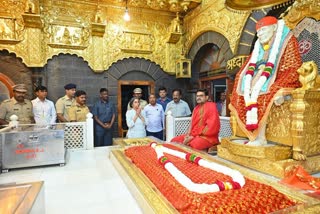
[151,142,244,193]
[125,144,297,213]
[243,19,284,130]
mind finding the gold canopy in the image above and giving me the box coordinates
[225,0,292,11]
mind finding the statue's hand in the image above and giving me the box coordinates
[274,96,284,106]
[293,150,306,161]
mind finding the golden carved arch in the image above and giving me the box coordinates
[188,31,233,61]
[106,57,166,73]
[0,48,28,68]
[186,27,229,52]
[184,0,249,54]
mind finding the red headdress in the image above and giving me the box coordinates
[256,16,278,31]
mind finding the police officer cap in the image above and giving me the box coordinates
[133,88,142,93]
[13,84,27,92]
[64,83,77,90]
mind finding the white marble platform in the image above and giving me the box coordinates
[1,146,319,214]
[0,147,142,214]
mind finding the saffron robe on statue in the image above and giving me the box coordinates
[171,102,220,150]
[230,35,302,141]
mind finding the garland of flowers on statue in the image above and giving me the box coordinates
[244,20,285,130]
[150,142,245,194]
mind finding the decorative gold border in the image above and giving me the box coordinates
[0,181,44,213]
[47,43,87,50]
[0,39,21,45]
[120,48,153,54]
[113,137,154,147]
[221,138,292,160]
[91,23,106,37]
[22,14,42,28]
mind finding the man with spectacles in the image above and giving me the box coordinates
[171,88,220,150]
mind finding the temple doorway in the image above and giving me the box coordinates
[187,32,233,116]
[117,80,155,137]
[106,57,182,138]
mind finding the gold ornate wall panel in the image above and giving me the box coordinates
[24,28,43,66]
[184,0,250,54]
[91,36,104,71]
[0,0,28,62]
[266,100,293,146]
[103,20,181,74]
[0,0,248,73]
[40,0,94,68]
[0,0,26,39]
[298,90,320,156]
[0,0,41,66]
[121,31,153,54]
[0,0,186,73]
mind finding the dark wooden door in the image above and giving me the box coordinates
[117,80,155,137]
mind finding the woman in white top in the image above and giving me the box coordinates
[126,97,147,138]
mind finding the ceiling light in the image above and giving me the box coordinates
[124,0,130,21]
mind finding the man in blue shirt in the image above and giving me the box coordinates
[156,86,171,111]
[92,88,115,146]
[216,91,226,116]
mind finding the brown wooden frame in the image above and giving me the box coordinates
[200,74,231,116]
[117,80,155,137]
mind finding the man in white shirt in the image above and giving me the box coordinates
[144,94,164,140]
[165,88,191,117]
[32,85,56,125]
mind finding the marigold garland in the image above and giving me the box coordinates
[150,142,245,193]
[244,19,285,130]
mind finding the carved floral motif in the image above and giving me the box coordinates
[0,0,25,43]
[0,0,247,72]
[283,0,320,29]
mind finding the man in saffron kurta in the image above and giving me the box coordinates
[171,89,220,150]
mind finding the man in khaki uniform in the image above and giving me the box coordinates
[127,87,148,110]
[55,83,76,122]
[0,84,35,125]
[67,90,90,122]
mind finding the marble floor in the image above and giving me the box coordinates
[0,147,142,214]
[1,146,320,214]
